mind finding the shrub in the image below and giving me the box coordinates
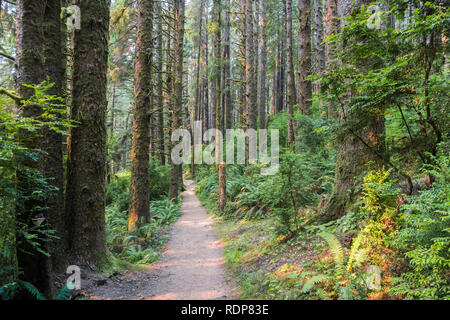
[392,147,450,299]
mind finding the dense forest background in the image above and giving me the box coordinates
[0,0,448,300]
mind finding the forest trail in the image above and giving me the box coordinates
[86,180,235,300]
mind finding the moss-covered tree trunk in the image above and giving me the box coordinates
[128,0,153,232]
[214,0,222,161]
[285,0,296,146]
[258,0,267,129]
[297,0,312,114]
[223,0,232,130]
[15,0,53,297]
[42,0,66,274]
[245,0,257,131]
[169,0,185,201]
[201,6,209,133]
[324,0,338,119]
[320,0,385,223]
[155,1,165,165]
[66,0,110,266]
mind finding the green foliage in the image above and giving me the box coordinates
[302,232,370,300]
[272,152,317,236]
[0,281,72,300]
[195,113,334,233]
[301,275,331,294]
[106,161,172,213]
[392,146,450,299]
[317,1,449,177]
[361,168,400,219]
[105,175,181,266]
[148,161,171,200]
[0,80,71,285]
[106,170,131,213]
[119,245,159,265]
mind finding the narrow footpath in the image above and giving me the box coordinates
[86,180,235,300]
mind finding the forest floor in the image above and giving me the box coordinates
[83,180,236,300]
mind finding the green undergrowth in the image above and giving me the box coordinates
[103,166,182,271]
[196,186,327,300]
[195,143,449,300]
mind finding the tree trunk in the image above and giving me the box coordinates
[66,0,110,266]
[324,0,338,119]
[285,0,297,146]
[258,0,267,129]
[223,0,232,130]
[277,11,286,114]
[169,0,185,201]
[297,0,312,114]
[42,0,66,274]
[214,0,222,161]
[15,0,55,296]
[320,0,385,223]
[192,0,204,178]
[156,2,165,165]
[202,6,209,133]
[245,0,257,130]
[128,0,153,232]
[313,0,326,92]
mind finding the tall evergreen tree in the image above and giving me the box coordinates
[285,0,296,146]
[169,0,186,201]
[128,0,153,231]
[297,0,312,114]
[320,0,385,223]
[66,0,111,266]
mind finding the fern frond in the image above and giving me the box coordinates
[56,285,72,300]
[319,232,344,267]
[21,281,47,300]
[302,275,332,293]
[347,227,371,272]
[338,285,354,300]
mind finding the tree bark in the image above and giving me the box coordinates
[15,0,54,296]
[324,0,338,119]
[192,0,204,177]
[66,0,110,266]
[313,0,326,90]
[285,0,297,146]
[128,0,153,232]
[320,0,385,223]
[223,0,232,130]
[245,0,257,130]
[258,0,267,129]
[155,1,165,165]
[297,0,312,114]
[202,5,209,133]
[169,0,185,201]
[214,0,222,161]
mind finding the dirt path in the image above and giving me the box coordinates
[85,180,235,300]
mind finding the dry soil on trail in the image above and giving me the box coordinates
[85,180,236,300]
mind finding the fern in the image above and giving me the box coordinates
[302,275,332,293]
[55,285,72,300]
[0,281,74,300]
[346,228,370,272]
[338,285,354,300]
[21,281,47,300]
[319,232,344,276]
